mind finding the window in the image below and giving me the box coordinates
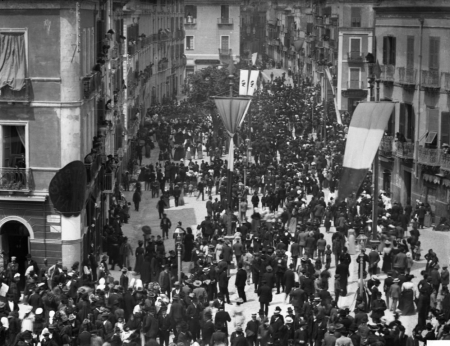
[400,103,415,140]
[221,36,230,51]
[406,36,414,68]
[185,5,197,22]
[186,66,194,76]
[0,31,28,93]
[349,68,360,89]
[382,36,396,65]
[349,37,361,59]
[221,5,229,19]
[186,36,194,50]
[441,112,450,147]
[351,7,361,27]
[425,108,439,146]
[429,37,440,70]
[1,125,26,168]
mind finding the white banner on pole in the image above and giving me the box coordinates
[239,70,250,95]
[247,70,259,96]
[251,52,258,66]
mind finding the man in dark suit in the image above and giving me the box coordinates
[214,305,231,336]
[245,313,260,346]
[269,307,285,342]
[289,283,306,315]
[257,280,272,316]
[218,269,231,305]
[28,287,43,312]
[169,295,186,327]
[235,263,248,303]
[383,271,394,310]
[283,263,296,298]
[4,293,19,315]
[123,287,136,322]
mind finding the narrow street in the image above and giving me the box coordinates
[110,144,450,335]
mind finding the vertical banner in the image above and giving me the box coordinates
[239,70,250,95]
[252,52,258,66]
[247,70,260,96]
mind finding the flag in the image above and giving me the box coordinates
[252,52,258,66]
[239,70,250,96]
[337,102,395,202]
[247,70,259,96]
[373,60,382,79]
[212,96,252,136]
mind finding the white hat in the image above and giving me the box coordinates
[35,308,43,315]
[13,273,20,278]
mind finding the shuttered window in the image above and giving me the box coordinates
[349,68,360,89]
[351,7,361,27]
[441,112,450,147]
[406,104,415,140]
[407,36,414,68]
[221,36,229,50]
[426,108,439,144]
[382,36,396,65]
[350,38,360,54]
[429,37,440,70]
[400,103,406,136]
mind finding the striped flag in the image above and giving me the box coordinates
[337,102,395,202]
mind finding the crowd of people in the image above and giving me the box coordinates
[0,72,448,346]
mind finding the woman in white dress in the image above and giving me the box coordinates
[231,298,246,328]
[215,239,224,262]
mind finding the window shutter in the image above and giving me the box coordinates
[429,37,440,70]
[350,38,360,54]
[442,112,450,146]
[407,104,415,139]
[427,108,439,133]
[382,36,388,65]
[389,37,396,65]
[406,36,414,68]
[399,103,406,135]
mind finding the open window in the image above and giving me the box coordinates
[425,108,439,147]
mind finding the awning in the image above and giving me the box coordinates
[423,173,441,184]
[293,38,304,51]
[337,102,395,201]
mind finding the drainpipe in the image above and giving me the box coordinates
[414,18,424,178]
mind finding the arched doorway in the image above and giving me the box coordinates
[0,220,30,280]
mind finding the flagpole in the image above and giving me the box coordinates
[371,81,381,244]
[228,73,234,212]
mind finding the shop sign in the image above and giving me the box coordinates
[46,215,61,224]
[342,90,368,98]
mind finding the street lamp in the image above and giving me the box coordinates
[174,226,184,284]
[356,231,369,301]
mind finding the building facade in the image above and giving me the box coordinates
[375,1,450,220]
[0,0,184,274]
[184,0,240,75]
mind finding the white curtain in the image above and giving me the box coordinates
[15,126,25,147]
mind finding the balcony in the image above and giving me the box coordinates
[347,51,364,62]
[347,81,364,90]
[218,18,233,25]
[393,141,414,160]
[422,69,440,91]
[184,17,197,25]
[440,152,450,172]
[82,72,102,99]
[379,136,393,157]
[380,65,395,84]
[0,168,31,191]
[219,48,232,57]
[103,171,116,193]
[85,154,102,184]
[443,72,450,93]
[398,67,417,88]
[418,146,440,166]
[0,79,32,103]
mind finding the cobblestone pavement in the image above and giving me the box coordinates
[113,144,450,335]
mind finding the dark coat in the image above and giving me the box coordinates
[235,269,247,288]
[222,245,233,262]
[283,269,296,292]
[257,284,273,304]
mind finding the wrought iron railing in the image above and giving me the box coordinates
[0,168,31,190]
[422,69,440,89]
[0,79,32,102]
[418,146,440,166]
[85,154,103,184]
[440,152,450,172]
[82,72,102,99]
[379,136,393,157]
[393,141,414,159]
[380,65,395,82]
[398,67,416,85]
[347,51,364,62]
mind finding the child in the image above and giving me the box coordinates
[325,244,332,270]
[120,267,129,289]
[314,258,322,273]
[413,241,422,260]
[406,252,414,274]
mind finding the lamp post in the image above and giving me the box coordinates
[174,226,184,284]
[356,231,368,299]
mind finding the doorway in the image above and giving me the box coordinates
[1,221,30,284]
[404,170,412,204]
[383,170,391,195]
